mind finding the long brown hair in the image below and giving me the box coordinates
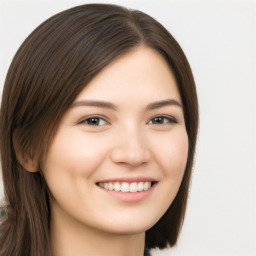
[0,4,198,255]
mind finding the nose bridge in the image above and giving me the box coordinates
[110,122,150,166]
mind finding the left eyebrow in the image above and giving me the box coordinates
[146,99,182,110]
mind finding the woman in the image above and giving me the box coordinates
[0,4,198,256]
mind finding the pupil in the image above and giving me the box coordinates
[154,117,163,123]
[88,118,99,125]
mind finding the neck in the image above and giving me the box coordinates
[50,204,145,256]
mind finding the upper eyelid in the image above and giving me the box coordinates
[147,114,178,124]
[76,114,178,125]
[77,115,110,124]
[78,114,177,122]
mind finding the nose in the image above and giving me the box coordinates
[110,126,151,167]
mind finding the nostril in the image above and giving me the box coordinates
[110,140,150,166]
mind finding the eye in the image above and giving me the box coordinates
[148,115,177,125]
[79,116,108,126]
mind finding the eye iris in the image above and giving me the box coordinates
[153,117,165,124]
[87,118,100,125]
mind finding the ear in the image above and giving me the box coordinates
[12,129,39,173]
[16,154,39,173]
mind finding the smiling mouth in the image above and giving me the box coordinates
[96,181,157,193]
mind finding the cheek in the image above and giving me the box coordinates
[142,130,189,226]
[43,129,108,179]
[150,128,189,210]
[154,129,189,179]
[41,129,110,210]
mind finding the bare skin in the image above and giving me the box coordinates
[42,46,188,256]
[50,201,145,256]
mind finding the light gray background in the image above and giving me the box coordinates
[0,0,255,255]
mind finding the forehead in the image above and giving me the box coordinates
[75,46,181,104]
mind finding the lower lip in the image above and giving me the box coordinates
[98,183,157,203]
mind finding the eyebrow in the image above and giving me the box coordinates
[146,99,182,110]
[71,98,182,111]
[71,100,118,110]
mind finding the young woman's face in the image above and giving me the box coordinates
[42,47,188,235]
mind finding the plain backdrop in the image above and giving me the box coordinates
[0,0,255,255]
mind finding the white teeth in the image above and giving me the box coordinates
[113,182,121,192]
[137,182,144,192]
[98,181,153,193]
[108,182,114,191]
[143,182,151,191]
[121,182,130,192]
[129,182,137,193]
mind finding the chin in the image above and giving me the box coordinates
[98,217,159,235]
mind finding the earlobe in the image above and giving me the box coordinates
[17,156,39,173]
[12,129,39,173]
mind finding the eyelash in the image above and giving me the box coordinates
[78,115,177,126]
[148,115,178,125]
[78,116,109,126]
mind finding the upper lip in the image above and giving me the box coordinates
[96,177,158,183]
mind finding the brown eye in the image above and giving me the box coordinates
[149,116,177,125]
[81,117,108,126]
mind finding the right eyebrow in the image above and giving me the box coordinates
[71,100,118,111]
